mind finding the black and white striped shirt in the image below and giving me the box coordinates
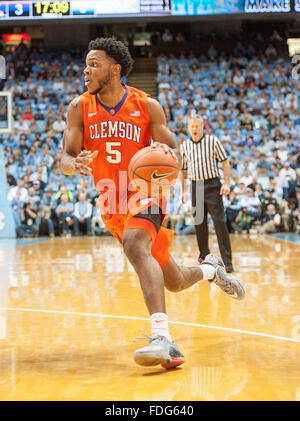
[180,134,227,180]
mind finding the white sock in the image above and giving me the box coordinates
[200,263,216,281]
[150,312,172,341]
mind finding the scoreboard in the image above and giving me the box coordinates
[0,0,299,20]
[0,0,172,20]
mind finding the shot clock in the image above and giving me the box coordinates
[33,1,70,16]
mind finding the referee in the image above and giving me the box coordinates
[180,115,234,273]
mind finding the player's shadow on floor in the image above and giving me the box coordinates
[142,367,184,376]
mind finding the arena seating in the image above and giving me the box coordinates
[2,30,300,237]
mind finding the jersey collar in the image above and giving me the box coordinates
[96,84,129,117]
[189,135,205,143]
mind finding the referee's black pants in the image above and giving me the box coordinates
[191,179,233,268]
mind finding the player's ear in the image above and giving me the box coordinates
[112,63,121,75]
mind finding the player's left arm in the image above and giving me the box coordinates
[146,97,182,167]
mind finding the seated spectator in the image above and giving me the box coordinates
[48,166,66,188]
[232,207,253,234]
[240,188,260,219]
[281,199,299,233]
[7,177,29,203]
[5,165,17,187]
[55,183,74,205]
[233,70,245,86]
[207,44,218,59]
[36,145,54,169]
[53,114,66,133]
[257,168,270,192]
[277,144,288,162]
[23,105,34,121]
[27,186,41,208]
[77,178,93,199]
[73,191,92,235]
[41,186,57,222]
[173,114,186,135]
[162,29,173,43]
[256,154,269,170]
[14,116,30,134]
[55,193,76,236]
[158,77,170,90]
[269,178,283,203]
[175,32,185,43]
[239,169,253,187]
[261,189,280,217]
[257,204,281,234]
[233,181,247,197]
[45,117,55,132]
[16,200,39,238]
[279,162,297,199]
[38,207,55,237]
[224,191,241,234]
[265,44,277,59]
[24,149,38,167]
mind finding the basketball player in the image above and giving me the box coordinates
[61,38,245,369]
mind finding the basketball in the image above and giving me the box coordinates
[128,145,179,195]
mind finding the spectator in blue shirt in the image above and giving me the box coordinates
[73,191,93,235]
[56,193,76,236]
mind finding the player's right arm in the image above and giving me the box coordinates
[61,96,98,176]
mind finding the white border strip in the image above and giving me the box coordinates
[1,307,300,344]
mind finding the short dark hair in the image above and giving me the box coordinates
[88,37,134,78]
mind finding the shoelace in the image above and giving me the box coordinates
[132,329,153,343]
[132,330,164,343]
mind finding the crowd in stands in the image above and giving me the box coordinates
[157,28,300,235]
[2,28,300,238]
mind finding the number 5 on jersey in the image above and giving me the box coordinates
[106,141,121,164]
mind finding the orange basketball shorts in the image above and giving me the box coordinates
[100,193,173,268]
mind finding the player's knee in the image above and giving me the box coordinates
[164,281,182,293]
[123,230,151,264]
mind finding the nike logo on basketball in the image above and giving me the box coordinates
[88,112,97,117]
[152,170,176,179]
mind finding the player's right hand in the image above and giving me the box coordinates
[181,192,186,204]
[74,150,98,176]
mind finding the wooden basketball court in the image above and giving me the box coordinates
[0,233,299,401]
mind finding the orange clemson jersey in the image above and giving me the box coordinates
[81,84,152,193]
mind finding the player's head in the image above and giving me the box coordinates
[84,37,134,95]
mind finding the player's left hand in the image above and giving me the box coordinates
[220,183,230,196]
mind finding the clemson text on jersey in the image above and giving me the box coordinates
[89,121,141,143]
